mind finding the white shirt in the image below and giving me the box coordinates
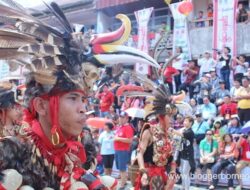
[198,58,215,77]
[173,54,185,70]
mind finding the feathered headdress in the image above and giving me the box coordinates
[0,1,159,105]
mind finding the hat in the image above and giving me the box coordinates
[204,73,211,78]
[119,111,129,117]
[0,81,15,109]
[231,114,239,120]
[209,68,216,72]
[195,111,202,116]
[204,50,211,54]
[219,80,225,84]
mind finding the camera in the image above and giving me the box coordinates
[212,48,221,54]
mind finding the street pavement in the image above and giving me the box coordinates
[118,181,229,190]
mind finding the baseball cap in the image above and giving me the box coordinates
[219,80,225,84]
[119,111,129,117]
[209,68,216,72]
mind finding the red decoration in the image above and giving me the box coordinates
[178,1,193,16]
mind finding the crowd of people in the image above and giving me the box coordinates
[75,44,250,190]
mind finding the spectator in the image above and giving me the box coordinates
[237,3,248,23]
[207,6,213,26]
[198,130,218,186]
[200,96,217,121]
[225,115,242,135]
[192,112,210,167]
[217,47,232,89]
[232,55,249,82]
[173,113,184,129]
[190,98,199,115]
[170,116,195,190]
[172,47,185,91]
[96,84,115,118]
[196,11,205,27]
[163,59,179,94]
[209,68,220,94]
[198,51,215,77]
[193,74,212,104]
[209,134,239,190]
[114,112,134,190]
[192,112,210,144]
[220,95,238,120]
[236,133,250,190]
[211,80,230,105]
[235,77,250,125]
[230,79,242,99]
[212,120,227,141]
[180,60,199,98]
[98,122,115,176]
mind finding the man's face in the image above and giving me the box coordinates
[210,71,216,77]
[242,79,249,88]
[119,115,128,125]
[188,61,195,68]
[183,118,191,128]
[103,85,108,92]
[58,91,86,137]
[223,96,230,104]
[6,104,23,124]
[234,81,240,88]
[204,53,210,59]
[203,98,210,105]
[206,131,213,140]
[220,83,225,89]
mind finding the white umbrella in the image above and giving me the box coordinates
[125,107,145,119]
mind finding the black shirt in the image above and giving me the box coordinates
[219,55,231,71]
[180,127,195,160]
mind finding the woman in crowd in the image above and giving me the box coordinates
[98,122,115,176]
[225,116,242,135]
[209,134,239,190]
[217,47,232,90]
[197,130,218,186]
[172,46,185,91]
[190,98,199,115]
[211,120,226,141]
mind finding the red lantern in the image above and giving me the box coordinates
[178,1,193,16]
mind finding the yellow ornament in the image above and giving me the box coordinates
[164,0,172,5]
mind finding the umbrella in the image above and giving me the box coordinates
[86,117,113,129]
[116,85,144,96]
[241,121,250,134]
[125,107,145,118]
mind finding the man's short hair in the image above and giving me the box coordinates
[185,116,194,126]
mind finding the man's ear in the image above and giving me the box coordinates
[33,97,49,116]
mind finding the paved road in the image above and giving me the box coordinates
[120,181,228,190]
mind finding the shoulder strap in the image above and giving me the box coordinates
[210,139,214,153]
[196,121,203,133]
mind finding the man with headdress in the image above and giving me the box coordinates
[124,68,186,190]
[0,1,159,189]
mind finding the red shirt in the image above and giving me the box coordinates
[114,124,134,151]
[163,66,178,83]
[184,66,199,84]
[240,139,250,162]
[220,102,238,119]
[98,91,114,112]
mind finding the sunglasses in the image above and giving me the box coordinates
[206,133,212,136]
